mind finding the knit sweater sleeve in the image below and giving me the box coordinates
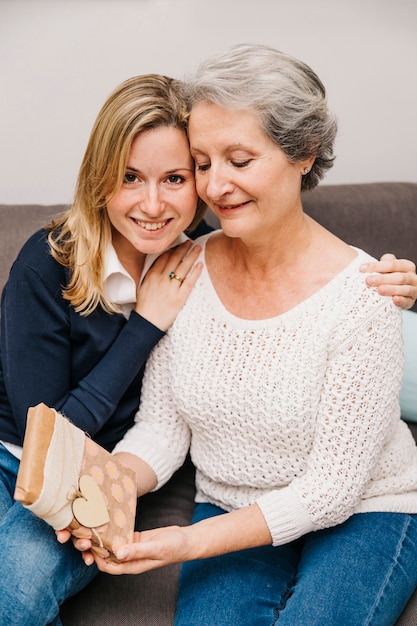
[113,332,192,489]
[257,290,404,546]
[0,232,164,442]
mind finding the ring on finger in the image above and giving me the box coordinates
[169,271,184,285]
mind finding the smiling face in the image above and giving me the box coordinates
[106,125,198,260]
[189,101,313,243]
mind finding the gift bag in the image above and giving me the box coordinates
[14,403,137,562]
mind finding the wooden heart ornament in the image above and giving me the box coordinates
[72,474,110,528]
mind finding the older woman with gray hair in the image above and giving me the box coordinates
[80,44,417,625]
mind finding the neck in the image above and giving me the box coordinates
[225,214,314,278]
[111,235,146,286]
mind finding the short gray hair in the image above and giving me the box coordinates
[182,43,338,190]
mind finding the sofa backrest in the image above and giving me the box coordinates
[1,182,416,312]
[302,182,417,276]
[0,204,66,293]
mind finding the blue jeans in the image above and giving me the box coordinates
[175,503,417,626]
[0,443,98,626]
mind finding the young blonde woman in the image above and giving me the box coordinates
[0,74,207,626]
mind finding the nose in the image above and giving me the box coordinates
[140,183,165,217]
[203,164,234,202]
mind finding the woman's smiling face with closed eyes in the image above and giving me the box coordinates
[189,101,313,242]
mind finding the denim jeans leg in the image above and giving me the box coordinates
[278,512,417,626]
[175,503,301,626]
[0,443,98,626]
[0,442,19,520]
[175,505,417,626]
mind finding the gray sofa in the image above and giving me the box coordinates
[0,181,416,625]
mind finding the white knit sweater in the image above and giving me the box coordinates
[114,233,417,546]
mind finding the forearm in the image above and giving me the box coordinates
[184,504,272,560]
[113,452,157,496]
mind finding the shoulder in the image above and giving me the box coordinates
[16,228,50,260]
[342,248,384,303]
[330,247,402,336]
[8,228,67,286]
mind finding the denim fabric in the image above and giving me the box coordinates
[0,443,97,626]
[175,503,417,626]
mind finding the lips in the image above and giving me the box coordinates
[217,201,250,211]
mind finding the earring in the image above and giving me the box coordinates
[303,167,310,174]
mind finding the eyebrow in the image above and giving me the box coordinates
[126,165,195,173]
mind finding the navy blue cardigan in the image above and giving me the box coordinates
[0,228,165,451]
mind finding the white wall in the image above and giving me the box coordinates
[0,0,416,205]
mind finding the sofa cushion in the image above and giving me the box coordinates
[400,311,417,422]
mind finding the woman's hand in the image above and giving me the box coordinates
[135,240,202,331]
[94,526,190,575]
[360,253,417,309]
[58,525,188,572]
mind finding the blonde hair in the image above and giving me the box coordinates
[48,74,205,315]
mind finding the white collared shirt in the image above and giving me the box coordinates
[103,244,137,319]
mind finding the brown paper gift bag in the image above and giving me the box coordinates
[14,403,137,562]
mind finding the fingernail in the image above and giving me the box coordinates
[117,547,129,560]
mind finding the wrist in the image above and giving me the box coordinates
[183,504,272,561]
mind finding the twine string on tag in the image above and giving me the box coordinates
[62,416,105,549]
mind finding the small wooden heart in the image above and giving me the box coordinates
[72,474,110,528]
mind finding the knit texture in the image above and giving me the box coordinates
[114,234,417,546]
